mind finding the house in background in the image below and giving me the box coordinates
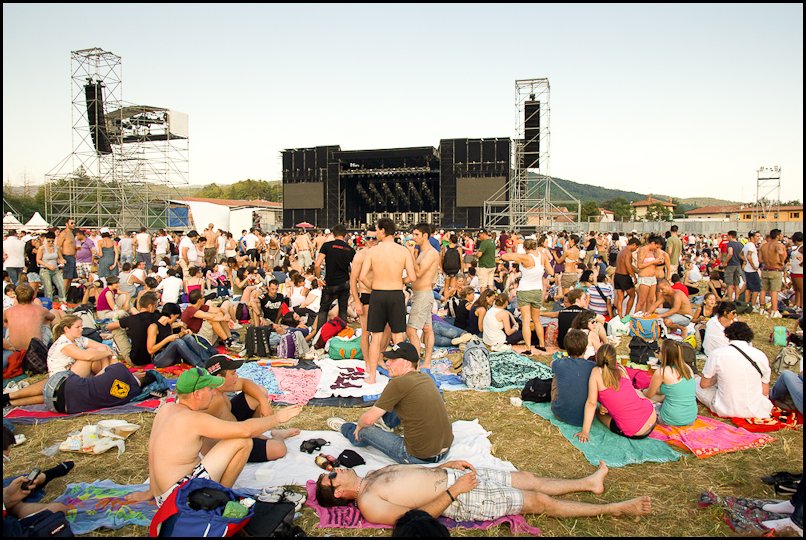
[630,194,676,220]
[685,204,802,222]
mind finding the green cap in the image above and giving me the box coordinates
[176,367,225,394]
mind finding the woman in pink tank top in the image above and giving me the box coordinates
[575,344,657,442]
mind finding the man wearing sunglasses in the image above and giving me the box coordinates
[126,367,303,506]
[316,460,651,525]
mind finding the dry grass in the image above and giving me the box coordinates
[4,313,802,537]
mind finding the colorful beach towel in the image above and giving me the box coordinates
[4,397,168,425]
[313,359,388,399]
[488,352,553,391]
[54,480,156,535]
[698,490,788,536]
[649,416,774,457]
[304,479,541,535]
[272,366,321,404]
[524,402,681,467]
[236,362,282,396]
[127,363,193,377]
[708,406,804,433]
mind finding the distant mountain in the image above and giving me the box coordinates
[547,177,646,203]
[675,196,740,207]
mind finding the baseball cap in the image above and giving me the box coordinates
[205,354,245,376]
[158,261,167,267]
[324,228,331,234]
[382,342,420,364]
[100,227,110,234]
[176,366,225,394]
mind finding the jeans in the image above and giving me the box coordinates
[316,281,350,329]
[152,335,209,368]
[6,267,22,286]
[770,371,803,414]
[136,252,152,272]
[340,412,448,464]
[433,319,467,347]
[40,267,66,301]
[121,253,134,266]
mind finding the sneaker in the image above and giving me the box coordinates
[374,417,394,432]
[327,417,346,432]
[770,311,782,318]
[451,333,475,346]
[432,349,447,359]
[491,343,511,353]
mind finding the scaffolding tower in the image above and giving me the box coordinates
[45,47,189,230]
[484,78,579,230]
[753,166,781,230]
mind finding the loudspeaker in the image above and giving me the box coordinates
[85,82,112,155]
[523,100,540,168]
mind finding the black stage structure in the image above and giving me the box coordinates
[282,137,510,230]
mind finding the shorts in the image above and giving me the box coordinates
[636,276,657,287]
[367,290,407,333]
[62,255,77,279]
[407,290,435,330]
[43,370,72,413]
[743,271,761,293]
[761,270,783,292]
[76,262,93,281]
[613,273,634,291]
[229,393,271,462]
[723,265,742,286]
[442,468,524,522]
[516,289,543,308]
[560,272,580,290]
[297,250,312,269]
[198,320,219,346]
[476,267,495,290]
[609,418,656,440]
[443,268,460,278]
[656,308,693,327]
[360,293,371,306]
[155,463,211,507]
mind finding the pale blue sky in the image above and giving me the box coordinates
[3,3,803,201]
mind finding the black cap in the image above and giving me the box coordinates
[382,342,420,364]
[205,354,244,376]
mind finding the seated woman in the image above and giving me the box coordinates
[446,287,475,331]
[47,315,114,378]
[147,303,210,368]
[707,270,726,300]
[467,289,495,337]
[287,274,309,310]
[183,266,205,300]
[692,292,718,347]
[482,293,523,349]
[683,258,703,291]
[643,340,697,426]
[431,314,475,347]
[570,310,604,359]
[295,278,322,325]
[575,344,658,442]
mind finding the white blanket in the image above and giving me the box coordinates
[312,358,389,398]
[234,419,515,490]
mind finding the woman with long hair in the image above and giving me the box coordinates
[570,310,604,359]
[36,231,66,302]
[643,340,697,426]
[468,289,496,337]
[575,344,657,442]
[482,293,523,349]
[95,229,119,280]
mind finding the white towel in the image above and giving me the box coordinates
[312,358,389,398]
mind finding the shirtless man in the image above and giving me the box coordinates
[127,368,303,505]
[294,231,314,271]
[635,236,663,314]
[4,284,56,351]
[316,460,650,525]
[201,355,300,463]
[405,223,440,369]
[203,224,218,268]
[652,279,693,337]
[351,231,379,364]
[314,230,328,256]
[56,218,77,295]
[359,218,416,384]
[558,234,581,295]
[614,238,640,318]
[759,228,787,318]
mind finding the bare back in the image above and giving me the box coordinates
[364,241,412,290]
[759,240,786,269]
[4,304,51,350]
[352,248,373,295]
[149,403,209,497]
[616,247,634,276]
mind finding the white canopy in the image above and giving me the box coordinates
[23,211,50,231]
[3,212,22,230]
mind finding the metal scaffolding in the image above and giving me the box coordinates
[753,166,781,230]
[484,78,578,230]
[44,47,189,230]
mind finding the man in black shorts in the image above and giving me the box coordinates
[351,232,379,364]
[314,224,355,331]
[202,354,300,463]
[614,238,640,318]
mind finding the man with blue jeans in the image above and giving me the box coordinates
[327,341,453,464]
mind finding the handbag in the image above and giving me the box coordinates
[23,338,49,375]
[245,325,272,358]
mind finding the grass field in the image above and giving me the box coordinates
[4,313,802,537]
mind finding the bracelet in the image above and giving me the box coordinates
[446,489,456,502]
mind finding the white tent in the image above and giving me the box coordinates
[23,211,50,231]
[3,212,23,231]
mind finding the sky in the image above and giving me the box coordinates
[3,3,803,202]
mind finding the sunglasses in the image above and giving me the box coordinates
[318,470,338,497]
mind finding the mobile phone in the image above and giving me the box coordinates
[21,468,41,490]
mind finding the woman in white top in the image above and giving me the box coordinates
[570,310,604,359]
[790,232,803,311]
[47,315,114,378]
[683,258,703,289]
[501,237,554,354]
[482,293,523,348]
[288,275,309,309]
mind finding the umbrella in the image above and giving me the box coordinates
[295,222,314,229]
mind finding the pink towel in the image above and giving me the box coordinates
[271,367,321,404]
[649,415,774,458]
[304,480,541,535]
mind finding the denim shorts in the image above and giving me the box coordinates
[743,271,761,293]
[43,370,72,412]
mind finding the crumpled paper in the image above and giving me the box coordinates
[58,423,139,455]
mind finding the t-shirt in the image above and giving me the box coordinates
[63,363,140,414]
[157,275,183,304]
[154,235,170,255]
[179,237,198,262]
[75,238,95,264]
[135,232,151,253]
[551,356,595,426]
[726,241,743,267]
[703,316,728,357]
[557,306,587,350]
[320,239,355,285]
[666,235,683,267]
[742,242,759,273]
[47,334,90,376]
[587,283,612,317]
[374,371,454,458]
[477,239,496,268]
[701,341,773,418]
[181,304,210,334]
[672,282,689,295]
[119,237,133,255]
[260,293,287,322]
[244,233,258,250]
[119,311,160,365]
[3,236,25,268]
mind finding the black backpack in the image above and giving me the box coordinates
[241,501,306,537]
[23,337,50,375]
[521,376,553,403]
[628,336,660,364]
[443,246,461,273]
[246,325,272,358]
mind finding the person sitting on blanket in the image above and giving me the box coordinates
[326,341,454,465]
[569,310,605,359]
[146,303,212,368]
[702,301,736,357]
[695,321,773,419]
[201,354,301,462]
[551,329,596,426]
[643,340,697,426]
[315,459,651,524]
[106,292,162,365]
[3,284,56,355]
[124,368,303,505]
[575,344,658,442]
[651,279,694,338]
[2,316,148,413]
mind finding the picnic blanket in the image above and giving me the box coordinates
[649,416,775,458]
[729,407,803,433]
[127,363,193,377]
[313,359,389,399]
[236,362,282,396]
[234,419,515,490]
[524,402,681,467]
[4,397,169,425]
[271,366,321,405]
[303,478,541,535]
[54,480,156,535]
[487,352,553,391]
[698,490,789,535]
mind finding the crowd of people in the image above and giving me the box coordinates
[2,219,803,535]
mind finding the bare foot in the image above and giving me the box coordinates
[587,460,608,495]
[365,375,377,385]
[611,496,651,516]
[270,428,301,440]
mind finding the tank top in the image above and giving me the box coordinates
[659,376,698,426]
[42,244,59,267]
[597,373,654,436]
[290,286,306,308]
[791,246,803,275]
[468,306,483,336]
[96,287,113,312]
[519,254,543,291]
[482,306,507,346]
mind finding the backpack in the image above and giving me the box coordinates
[734,300,753,315]
[443,246,461,273]
[66,284,84,304]
[23,337,49,375]
[327,336,363,360]
[772,346,802,373]
[245,325,272,358]
[74,307,98,330]
[241,501,305,538]
[314,317,346,349]
[278,330,308,359]
[521,375,553,403]
[677,340,699,375]
[4,509,73,537]
[149,477,254,537]
[461,339,491,389]
[628,336,660,364]
[629,317,662,342]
